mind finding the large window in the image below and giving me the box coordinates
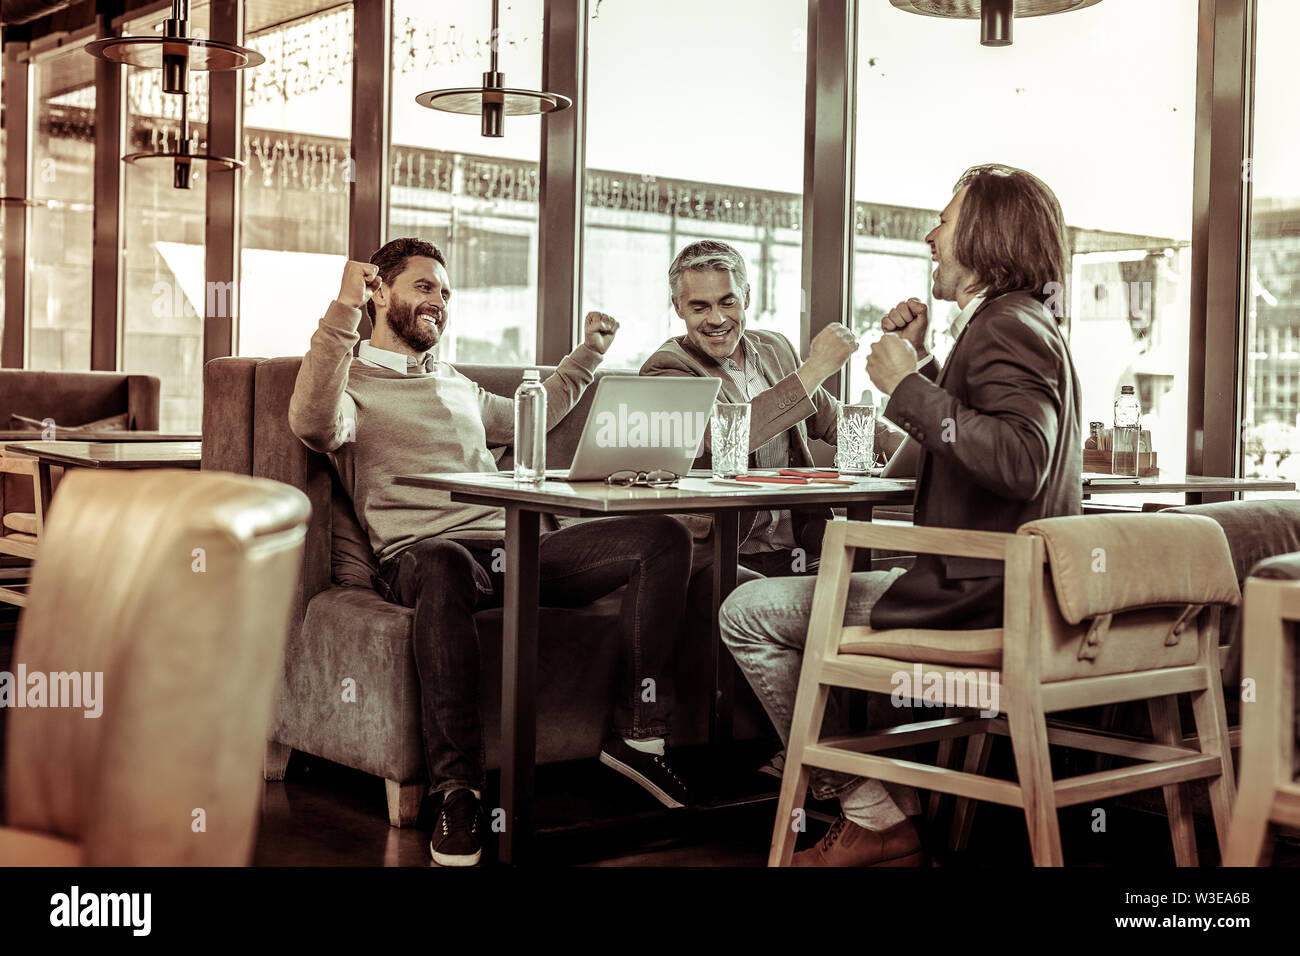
[27,43,96,372]
[851,0,1197,487]
[581,0,807,370]
[121,4,210,432]
[1242,0,1300,491]
[238,2,352,359]
[387,0,544,366]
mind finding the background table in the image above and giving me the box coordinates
[1081,474,1294,504]
[5,440,201,504]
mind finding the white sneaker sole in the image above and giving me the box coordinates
[599,751,686,809]
[430,842,482,867]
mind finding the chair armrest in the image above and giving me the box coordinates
[828,519,1039,564]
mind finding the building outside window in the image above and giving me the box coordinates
[27,42,96,373]
[386,0,544,366]
[850,0,1196,501]
[1243,0,1300,492]
[580,0,807,370]
[238,1,352,360]
[120,3,211,432]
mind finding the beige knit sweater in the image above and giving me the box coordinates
[289,300,602,562]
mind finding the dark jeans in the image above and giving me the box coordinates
[375,514,692,797]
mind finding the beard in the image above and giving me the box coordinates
[931,261,960,302]
[385,295,441,354]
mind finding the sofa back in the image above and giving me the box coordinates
[202,356,638,630]
[0,370,160,431]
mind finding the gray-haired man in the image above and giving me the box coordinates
[641,239,903,577]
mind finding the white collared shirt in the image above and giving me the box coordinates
[917,291,987,371]
[357,339,436,375]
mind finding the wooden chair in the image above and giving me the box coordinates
[0,443,48,607]
[772,515,1241,867]
[1223,575,1300,865]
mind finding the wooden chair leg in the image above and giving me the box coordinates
[385,779,424,828]
[1224,784,1275,866]
[950,731,994,852]
[264,740,293,781]
[1005,698,1063,866]
[928,707,957,823]
[1148,695,1198,866]
[770,680,831,867]
[1189,669,1238,860]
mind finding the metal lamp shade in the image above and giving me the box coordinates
[85,37,264,95]
[888,0,1103,14]
[122,150,243,190]
[889,0,1103,46]
[415,77,572,138]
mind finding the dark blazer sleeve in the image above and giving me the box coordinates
[882,308,1064,501]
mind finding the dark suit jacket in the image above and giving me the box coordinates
[641,329,902,557]
[870,291,1083,631]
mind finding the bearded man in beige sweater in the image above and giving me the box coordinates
[289,238,694,867]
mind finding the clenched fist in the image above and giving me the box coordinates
[866,332,919,395]
[338,260,382,310]
[583,311,619,355]
[882,298,929,358]
[809,322,859,371]
[796,322,859,394]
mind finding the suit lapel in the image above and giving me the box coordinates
[918,297,1000,507]
[935,296,996,389]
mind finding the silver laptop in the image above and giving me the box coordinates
[551,375,722,481]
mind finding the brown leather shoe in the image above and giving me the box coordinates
[792,816,923,867]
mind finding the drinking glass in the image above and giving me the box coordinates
[711,402,751,478]
[836,404,877,476]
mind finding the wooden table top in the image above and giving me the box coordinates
[4,441,202,469]
[395,470,915,516]
[396,469,1297,515]
[1081,474,1295,494]
[0,431,200,442]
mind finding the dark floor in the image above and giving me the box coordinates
[2,613,1295,869]
[252,741,1300,867]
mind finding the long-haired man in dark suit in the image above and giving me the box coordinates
[720,165,1082,866]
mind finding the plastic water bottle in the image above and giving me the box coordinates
[513,369,547,485]
[1112,385,1141,476]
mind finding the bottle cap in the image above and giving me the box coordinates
[522,369,541,381]
[1120,385,1135,394]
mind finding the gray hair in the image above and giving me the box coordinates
[668,240,750,301]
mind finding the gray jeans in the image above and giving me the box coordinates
[720,567,920,827]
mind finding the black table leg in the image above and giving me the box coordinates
[710,510,740,750]
[36,461,54,520]
[500,506,540,865]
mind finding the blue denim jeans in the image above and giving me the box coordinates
[719,568,920,825]
[376,514,692,797]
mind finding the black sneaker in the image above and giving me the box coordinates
[599,738,693,808]
[430,789,482,867]
[758,750,786,779]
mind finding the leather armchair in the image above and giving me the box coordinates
[0,469,309,865]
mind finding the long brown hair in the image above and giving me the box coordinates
[951,164,1069,319]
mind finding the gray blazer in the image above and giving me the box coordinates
[640,328,902,561]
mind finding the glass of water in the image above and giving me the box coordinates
[711,402,751,478]
[837,404,877,476]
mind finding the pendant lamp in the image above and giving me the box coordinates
[415,0,572,137]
